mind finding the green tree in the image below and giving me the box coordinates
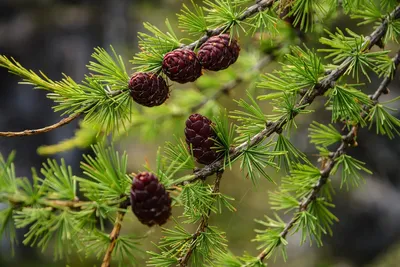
[1,0,400,266]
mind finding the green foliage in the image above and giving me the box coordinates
[351,0,400,43]
[247,8,278,38]
[131,20,181,73]
[212,109,236,168]
[179,181,216,223]
[293,210,324,246]
[309,121,342,147]
[289,0,329,32]
[40,159,76,200]
[77,144,131,203]
[239,141,283,185]
[231,92,267,144]
[213,250,243,267]
[258,46,325,93]
[269,191,299,213]
[0,207,17,254]
[147,222,189,266]
[308,198,338,237]
[253,214,287,262]
[88,46,130,89]
[83,230,142,263]
[267,93,314,131]
[148,223,227,267]
[0,152,18,194]
[281,164,321,199]
[15,208,80,260]
[191,226,228,266]
[0,46,133,135]
[164,139,196,174]
[178,0,208,36]
[368,101,400,139]
[331,154,372,190]
[328,85,372,125]
[319,28,390,81]
[1,1,400,266]
[204,0,245,35]
[272,135,310,171]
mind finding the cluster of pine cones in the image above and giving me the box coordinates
[128,33,240,107]
[130,113,222,227]
[129,34,237,227]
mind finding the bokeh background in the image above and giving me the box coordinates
[0,0,400,266]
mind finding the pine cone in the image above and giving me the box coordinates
[129,72,169,107]
[130,172,172,226]
[162,49,202,83]
[197,34,240,71]
[184,114,222,165]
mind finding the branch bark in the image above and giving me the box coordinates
[101,198,130,267]
[0,113,80,137]
[2,192,94,209]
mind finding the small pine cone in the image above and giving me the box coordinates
[162,49,202,83]
[197,34,240,71]
[129,73,169,107]
[130,172,172,226]
[184,114,222,165]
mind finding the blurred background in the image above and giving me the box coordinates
[0,0,399,266]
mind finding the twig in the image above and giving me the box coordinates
[371,51,400,100]
[0,113,81,137]
[191,54,273,113]
[180,4,400,186]
[2,192,94,210]
[178,171,224,266]
[256,48,400,263]
[184,0,276,50]
[101,198,131,267]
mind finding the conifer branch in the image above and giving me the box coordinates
[191,54,273,112]
[184,0,276,50]
[101,197,131,267]
[178,171,223,266]
[2,192,93,210]
[0,113,81,137]
[372,50,400,100]
[183,4,400,185]
[256,48,400,263]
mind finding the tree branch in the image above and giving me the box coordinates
[257,48,400,262]
[184,0,276,50]
[0,113,81,137]
[101,197,131,267]
[178,171,223,266]
[182,4,400,185]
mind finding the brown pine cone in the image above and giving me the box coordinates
[184,114,223,165]
[162,49,202,83]
[130,172,172,226]
[197,34,240,71]
[128,73,169,107]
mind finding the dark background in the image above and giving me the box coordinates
[0,0,400,266]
